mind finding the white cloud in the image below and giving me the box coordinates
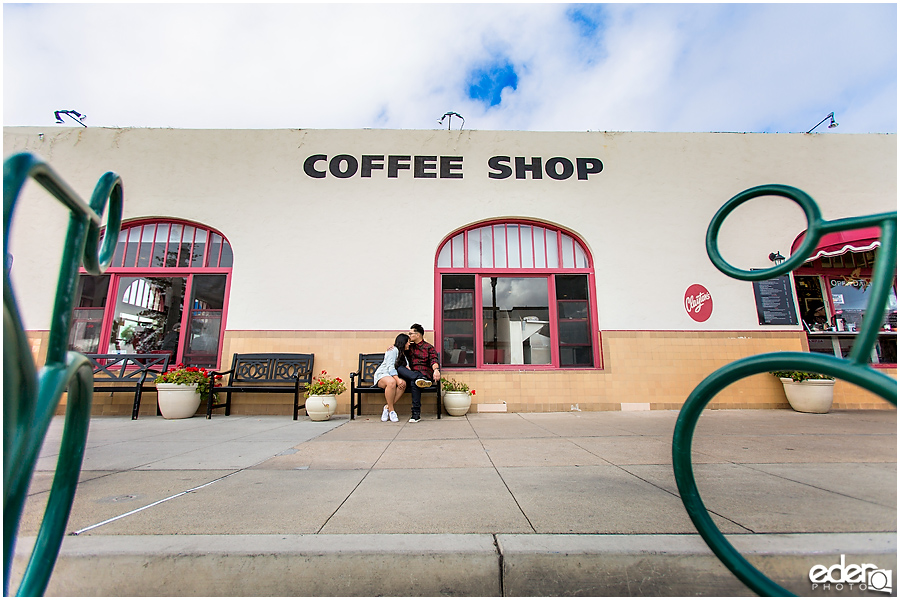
[3,3,896,133]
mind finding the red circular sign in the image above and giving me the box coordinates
[684,284,713,322]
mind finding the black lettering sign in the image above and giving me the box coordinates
[304,154,327,179]
[361,155,385,178]
[388,155,411,178]
[440,156,464,179]
[488,156,512,179]
[414,156,438,178]
[546,157,574,180]
[329,155,358,178]
[577,158,603,180]
[516,157,543,179]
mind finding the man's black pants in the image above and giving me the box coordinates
[397,366,427,419]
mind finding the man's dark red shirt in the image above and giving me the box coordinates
[408,340,439,379]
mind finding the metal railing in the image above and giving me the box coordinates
[672,184,897,596]
[3,152,123,596]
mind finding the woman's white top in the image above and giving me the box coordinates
[373,347,409,384]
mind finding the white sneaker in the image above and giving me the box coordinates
[389,411,398,422]
[381,405,389,422]
[408,417,420,423]
[415,379,432,388]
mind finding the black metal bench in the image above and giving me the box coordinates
[207,353,315,420]
[349,353,442,420]
[85,353,171,420]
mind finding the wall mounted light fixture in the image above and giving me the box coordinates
[769,251,786,265]
[438,112,465,131]
[806,112,837,133]
[54,110,87,127]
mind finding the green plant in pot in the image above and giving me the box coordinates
[441,378,475,416]
[772,371,835,413]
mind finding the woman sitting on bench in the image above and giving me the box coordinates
[373,333,410,423]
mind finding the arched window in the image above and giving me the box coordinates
[436,220,600,369]
[68,219,233,368]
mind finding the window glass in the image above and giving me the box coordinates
[533,227,547,268]
[493,225,507,268]
[206,233,222,268]
[829,277,897,331]
[557,274,593,366]
[507,225,521,268]
[467,228,481,268]
[520,225,534,268]
[437,243,451,268]
[68,275,110,353]
[191,229,208,268]
[108,276,186,357]
[123,227,139,268]
[152,224,169,268]
[179,226,195,267]
[480,226,494,268]
[451,233,465,268]
[167,224,183,267]
[483,277,551,365]
[184,274,226,368]
[545,229,559,268]
[442,275,475,366]
[561,234,575,268]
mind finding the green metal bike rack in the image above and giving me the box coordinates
[3,152,123,596]
[672,184,897,596]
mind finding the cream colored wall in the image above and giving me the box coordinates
[5,128,896,336]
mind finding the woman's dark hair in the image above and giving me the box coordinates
[393,333,410,368]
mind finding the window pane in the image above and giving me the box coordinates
[561,234,575,269]
[493,225,507,268]
[533,227,546,268]
[507,225,521,268]
[108,276,186,358]
[219,241,234,268]
[556,275,589,300]
[559,320,590,344]
[560,346,593,366]
[113,229,127,267]
[480,226,493,268]
[482,277,550,365]
[191,229,208,268]
[167,224,183,267]
[152,224,169,267]
[520,226,534,268]
[180,226,195,267]
[467,229,481,268]
[574,244,588,268]
[829,278,897,330]
[137,225,155,268]
[123,227,139,268]
[67,275,110,353]
[545,230,559,268]
[184,274,226,368]
[442,275,475,367]
[206,233,222,267]
[558,301,588,319]
[437,243,451,268]
[451,233,464,268]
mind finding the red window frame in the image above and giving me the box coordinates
[435,219,602,370]
[76,218,233,368]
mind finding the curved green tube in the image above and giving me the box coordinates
[674,184,897,596]
[3,152,123,596]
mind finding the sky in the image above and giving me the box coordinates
[3,3,897,133]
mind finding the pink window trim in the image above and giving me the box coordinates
[80,218,233,369]
[435,219,602,370]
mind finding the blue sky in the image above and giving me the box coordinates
[3,3,896,133]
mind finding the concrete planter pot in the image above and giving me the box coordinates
[156,383,201,419]
[443,391,472,416]
[779,378,835,414]
[306,394,336,421]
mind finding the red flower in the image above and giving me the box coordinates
[336,378,342,383]
[471,390,476,395]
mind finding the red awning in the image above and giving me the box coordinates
[791,227,882,261]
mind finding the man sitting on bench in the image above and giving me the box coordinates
[397,323,441,423]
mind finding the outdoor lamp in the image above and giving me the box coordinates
[806,112,837,133]
[54,110,87,127]
[769,251,786,265]
[438,111,465,131]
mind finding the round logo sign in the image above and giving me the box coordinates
[684,284,713,322]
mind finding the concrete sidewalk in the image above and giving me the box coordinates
[11,409,897,596]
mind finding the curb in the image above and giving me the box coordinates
[13,533,896,596]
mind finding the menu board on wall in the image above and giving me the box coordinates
[752,274,799,325]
